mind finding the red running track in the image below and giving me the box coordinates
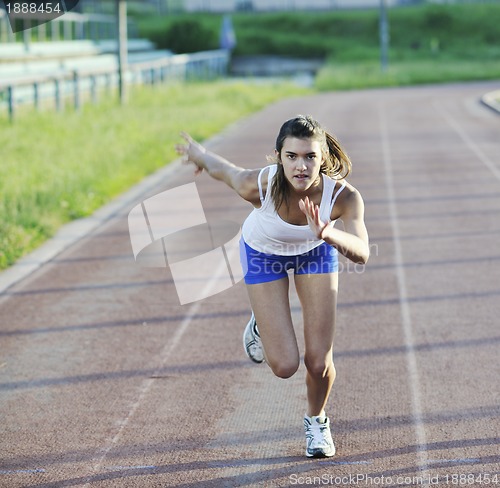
[1,81,499,487]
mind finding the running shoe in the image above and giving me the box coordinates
[242,312,265,363]
[304,415,336,458]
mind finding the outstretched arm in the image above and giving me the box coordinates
[299,190,370,265]
[175,132,260,204]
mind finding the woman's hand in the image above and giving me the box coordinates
[299,196,330,240]
[175,132,206,176]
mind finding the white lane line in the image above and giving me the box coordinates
[435,102,500,183]
[427,458,482,465]
[321,461,374,466]
[104,465,157,472]
[379,103,430,480]
[0,469,46,474]
[82,259,230,487]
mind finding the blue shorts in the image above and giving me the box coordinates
[240,239,338,285]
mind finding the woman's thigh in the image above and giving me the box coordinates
[294,272,338,363]
[246,276,300,376]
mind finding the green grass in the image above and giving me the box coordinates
[0,80,310,270]
[315,59,500,91]
[135,3,500,62]
[134,3,500,90]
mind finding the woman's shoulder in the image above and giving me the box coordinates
[330,179,364,218]
[258,163,277,189]
[236,164,274,205]
[339,179,364,202]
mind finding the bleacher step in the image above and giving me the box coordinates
[0,39,156,62]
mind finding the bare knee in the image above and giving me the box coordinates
[305,355,336,380]
[268,359,300,379]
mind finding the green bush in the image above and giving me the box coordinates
[151,19,218,53]
[136,4,500,61]
[422,5,453,31]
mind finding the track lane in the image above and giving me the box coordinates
[1,81,499,487]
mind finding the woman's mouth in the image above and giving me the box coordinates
[294,174,308,179]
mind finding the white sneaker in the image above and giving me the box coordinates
[242,312,265,363]
[304,415,336,458]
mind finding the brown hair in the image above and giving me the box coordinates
[270,115,352,210]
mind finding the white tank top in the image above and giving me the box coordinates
[242,164,346,256]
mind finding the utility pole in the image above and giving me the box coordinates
[23,19,31,52]
[379,0,389,73]
[116,0,128,104]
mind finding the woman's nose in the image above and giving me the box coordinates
[297,159,307,170]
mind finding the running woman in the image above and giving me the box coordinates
[175,115,369,458]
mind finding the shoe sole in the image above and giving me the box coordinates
[306,448,336,458]
[242,334,264,364]
[242,315,264,364]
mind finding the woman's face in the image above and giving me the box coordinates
[278,137,324,193]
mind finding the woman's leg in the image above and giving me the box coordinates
[294,272,338,417]
[246,276,300,379]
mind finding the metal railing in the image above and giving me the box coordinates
[0,49,230,121]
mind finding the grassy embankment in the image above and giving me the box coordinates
[0,81,309,270]
[136,3,500,89]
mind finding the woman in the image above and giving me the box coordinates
[176,115,369,458]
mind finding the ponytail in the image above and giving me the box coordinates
[323,131,352,180]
